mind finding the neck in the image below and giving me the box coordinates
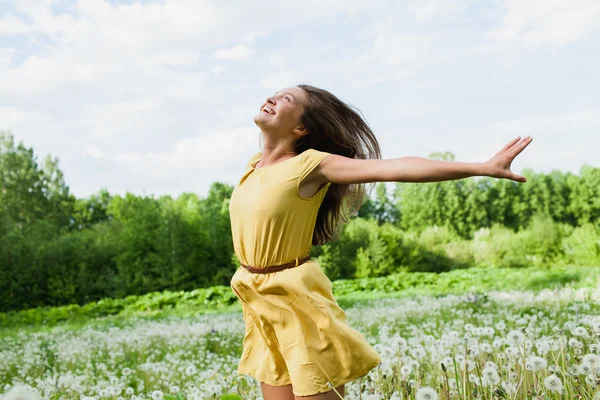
[260,134,297,163]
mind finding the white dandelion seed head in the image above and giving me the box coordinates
[572,326,589,337]
[415,386,438,400]
[484,361,498,370]
[151,390,164,400]
[579,363,592,375]
[585,374,597,387]
[583,354,600,371]
[507,330,525,346]
[544,374,563,394]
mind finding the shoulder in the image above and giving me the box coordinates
[301,148,331,162]
[299,148,332,180]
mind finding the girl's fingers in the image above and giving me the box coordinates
[501,136,522,152]
[509,136,533,157]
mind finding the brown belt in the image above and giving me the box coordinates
[241,255,311,274]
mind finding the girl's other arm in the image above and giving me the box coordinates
[316,136,533,185]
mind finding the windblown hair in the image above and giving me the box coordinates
[294,84,382,245]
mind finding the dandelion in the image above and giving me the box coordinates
[415,386,438,400]
[572,326,588,337]
[479,343,493,353]
[585,375,597,387]
[185,365,197,376]
[506,330,525,346]
[151,390,164,400]
[568,364,580,376]
[400,365,413,376]
[109,386,121,395]
[482,366,500,385]
[459,359,475,372]
[544,374,563,394]
[527,356,547,371]
[122,367,132,376]
[579,363,592,375]
[583,354,600,371]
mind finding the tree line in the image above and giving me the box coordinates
[1,132,598,312]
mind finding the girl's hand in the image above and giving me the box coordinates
[482,136,533,182]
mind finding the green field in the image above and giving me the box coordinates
[2,265,600,399]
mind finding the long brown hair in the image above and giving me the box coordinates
[294,84,382,245]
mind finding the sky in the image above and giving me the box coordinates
[0,0,598,199]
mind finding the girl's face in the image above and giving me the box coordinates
[254,86,309,136]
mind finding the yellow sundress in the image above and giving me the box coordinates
[229,148,382,397]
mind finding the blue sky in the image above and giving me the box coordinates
[1,0,598,199]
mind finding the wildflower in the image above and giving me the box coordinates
[506,330,525,346]
[400,365,413,376]
[479,343,493,353]
[185,365,197,376]
[572,326,588,337]
[583,354,600,371]
[482,366,500,385]
[568,365,580,376]
[579,363,592,375]
[484,361,498,370]
[109,386,121,395]
[585,374,597,387]
[527,356,547,371]
[151,390,164,400]
[459,359,475,372]
[415,386,438,400]
[544,374,563,394]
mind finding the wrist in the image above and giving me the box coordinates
[474,162,490,177]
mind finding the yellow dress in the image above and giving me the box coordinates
[229,148,382,397]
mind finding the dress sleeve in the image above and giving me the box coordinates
[299,148,332,184]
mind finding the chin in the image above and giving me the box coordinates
[253,114,272,128]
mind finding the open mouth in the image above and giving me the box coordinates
[262,106,275,115]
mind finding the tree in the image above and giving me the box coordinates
[0,131,74,231]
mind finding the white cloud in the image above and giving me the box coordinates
[0,0,597,198]
[113,126,259,178]
[488,108,600,134]
[82,145,106,159]
[489,0,600,49]
[214,44,254,61]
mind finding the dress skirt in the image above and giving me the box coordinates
[230,259,382,397]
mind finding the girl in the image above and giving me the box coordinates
[229,84,532,399]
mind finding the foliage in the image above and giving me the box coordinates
[1,131,600,312]
[2,264,598,332]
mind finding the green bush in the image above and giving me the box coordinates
[562,223,600,266]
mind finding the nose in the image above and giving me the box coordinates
[266,96,277,105]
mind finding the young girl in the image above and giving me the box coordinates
[229,85,533,399]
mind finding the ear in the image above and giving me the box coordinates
[293,124,308,137]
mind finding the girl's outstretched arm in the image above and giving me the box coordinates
[316,136,533,184]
